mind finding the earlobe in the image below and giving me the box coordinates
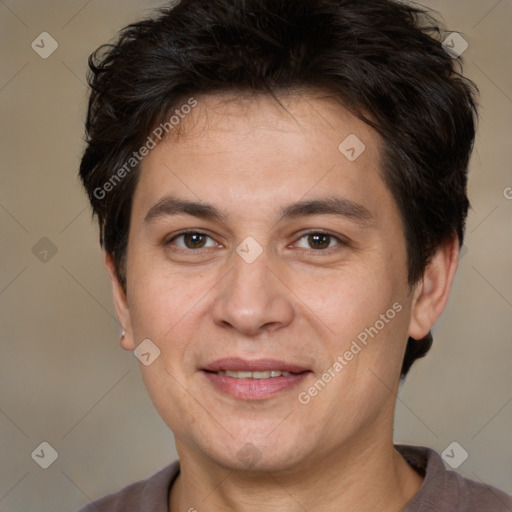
[105,252,136,351]
[408,237,460,340]
[119,328,133,351]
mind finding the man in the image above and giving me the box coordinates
[78,0,512,510]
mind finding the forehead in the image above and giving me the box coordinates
[131,91,392,225]
[165,91,379,153]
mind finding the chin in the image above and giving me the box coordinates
[197,431,314,474]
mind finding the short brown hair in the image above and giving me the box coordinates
[79,0,478,378]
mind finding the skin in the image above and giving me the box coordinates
[106,92,459,511]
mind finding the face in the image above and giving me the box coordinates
[112,92,424,473]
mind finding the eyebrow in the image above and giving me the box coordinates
[144,197,228,224]
[278,197,373,226]
[144,196,373,226]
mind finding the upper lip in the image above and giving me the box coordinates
[202,358,310,374]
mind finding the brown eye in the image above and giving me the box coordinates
[183,233,207,248]
[169,232,216,250]
[307,233,331,249]
[294,232,345,251]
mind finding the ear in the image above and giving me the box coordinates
[408,236,460,340]
[105,252,136,351]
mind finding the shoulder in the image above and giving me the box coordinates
[397,445,512,512]
[76,461,180,512]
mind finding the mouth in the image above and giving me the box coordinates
[201,358,311,400]
[214,370,295,379]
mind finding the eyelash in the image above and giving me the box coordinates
[165,229,347,253]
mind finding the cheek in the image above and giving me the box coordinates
[138,358,203,440]
[293,263,400,340]
[127,254,209,340]
[126,268,208,432]
[301,301,410,436]
[297,261,411,397]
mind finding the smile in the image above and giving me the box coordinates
[201,358,311,400]
[214,370,294,379]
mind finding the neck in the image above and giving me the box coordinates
[169,434,423,512]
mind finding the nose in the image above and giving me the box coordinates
[211,248,295,336]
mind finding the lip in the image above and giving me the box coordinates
[202,357,310,373]
[201,358,311,400]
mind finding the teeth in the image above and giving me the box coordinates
[217,370,293,379]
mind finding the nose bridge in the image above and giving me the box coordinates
[212,245,294,334]
[231,250,272,301]
[228,248,276,313]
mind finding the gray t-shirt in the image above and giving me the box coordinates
[78,445,512,511]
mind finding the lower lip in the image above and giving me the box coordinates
[202,371,311,400]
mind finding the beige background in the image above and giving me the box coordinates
[0,0,511,510]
